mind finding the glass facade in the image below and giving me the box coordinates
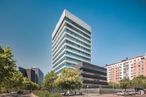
[19,67,44,85]
[52,10,91,74]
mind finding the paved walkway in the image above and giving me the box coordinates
[63,94,119,97]
[30,93,38,97]
[0,92,31,97]
[1,93,146,97]
[63,94,146,97]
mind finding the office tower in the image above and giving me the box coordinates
[19,67,44,85]
[106,55,146,83]
[75,62,107,88]
[52,9,91,74]
[26,69,36,83]
[32,68,44,85]
[19,67,27,77]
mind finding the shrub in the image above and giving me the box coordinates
[34,90,61,97]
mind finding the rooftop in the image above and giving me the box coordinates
[106,55,145,67]
[52,9,91,38]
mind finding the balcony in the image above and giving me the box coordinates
[81,71,107,80]
[80,66,107,75]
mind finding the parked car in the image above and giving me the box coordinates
[116,90,135,96]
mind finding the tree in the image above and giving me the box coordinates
[9,70,24,90]
[55,68,82,94]
[132,75,146,89]
[108,81,120,89]
[22,77,39,90]
[30,81,39,90]
[0,46,16,92]
[44,71,58,92]
[0,46,39,92]
[119,77,130,91]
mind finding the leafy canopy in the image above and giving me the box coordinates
[0,47,16,84]
[44,71,58,91]
[0,46,39,92]
[55,68,82,91]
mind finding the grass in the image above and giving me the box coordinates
[34,90,62,97]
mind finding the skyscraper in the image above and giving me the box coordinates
[52,9,92,74]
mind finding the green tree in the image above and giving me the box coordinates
[108,81,120,89]
[30,81,39,90]
[119,77,130,91]
[0,46,39,92]
[9,70,24,90]
[44,71,58,92]
[55,68,82,94]
[22,77,31,89]
[132,75,146,88]
[22,77,39,90]
[0,46,17,92]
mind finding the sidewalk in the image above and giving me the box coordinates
[63,94,119,97]
[0,92,31,97]
[30,93,38,97]
[63,94,146,97]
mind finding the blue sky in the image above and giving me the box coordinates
[0,0,146,74]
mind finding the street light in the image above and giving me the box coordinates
[86,85,89,97]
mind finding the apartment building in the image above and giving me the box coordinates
[52,9,92,74]
[106,54,146,83]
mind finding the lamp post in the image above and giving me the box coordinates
[87,85,89,97]
[99,85,102,94]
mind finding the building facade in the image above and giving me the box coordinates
[106,55,146,83]
[26,69,36,83]
[19,67,44,85]
[75,62,107,88]
[32,68,44,85]
[19,67,27,77]
[52,9,92,74]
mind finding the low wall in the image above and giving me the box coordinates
[81,88,135,94]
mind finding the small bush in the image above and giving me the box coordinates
[34,90,61,97]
